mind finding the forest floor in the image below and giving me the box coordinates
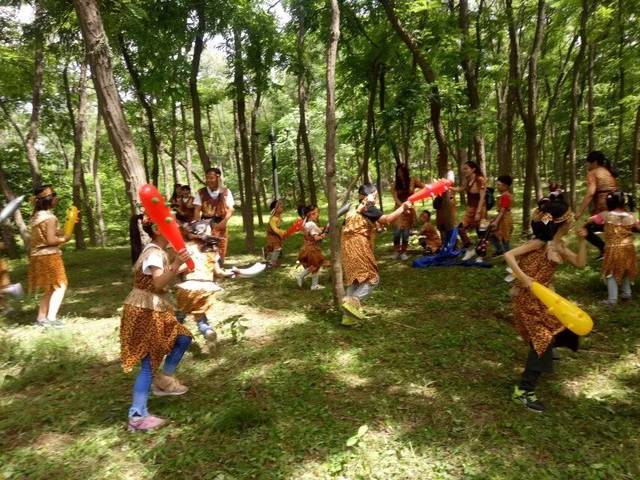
[1,210,639,479]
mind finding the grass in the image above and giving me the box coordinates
[1,207,639,479]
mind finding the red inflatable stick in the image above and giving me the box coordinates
[286,217,304,237]
[138,184,195,271]
[408,179,453,203]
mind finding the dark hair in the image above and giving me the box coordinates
[206,167,222,176]
[464,161,484,178]
[531,193,570,241]
[181,185,191,192]
[129,214,157,264]
[606,191,635,211]
[270,199,280,211]
[421,210,431,219]
[394,163,411,200]
[497,175,512,187]
[33,184,56,211]
[586,151,617,178]
[298,204,317,219]
[358,183,377,197]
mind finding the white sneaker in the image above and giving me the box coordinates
[296,274,304,288]
[504,274,515,283]
[400,253,410,261]
[462,249,476,261]
[475,257,484,263]
[310,284,325,290]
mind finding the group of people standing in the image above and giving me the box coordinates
[10,148,635,430]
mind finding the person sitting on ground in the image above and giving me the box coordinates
[417,210,441,255]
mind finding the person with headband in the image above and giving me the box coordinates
[340,184,412,325]
[504,193,587,412]
[296,205,326,290]
[28,185,72,328]
[265,199,287,268]
[120,216,193,432]
[193,167,234,264]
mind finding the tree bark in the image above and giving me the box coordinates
[632,103,640,198]
[73,0,147,214]
[169,100,179,185]
[180,103,194,189]
[25,1,45,187]
[120,34,161,186]
[189,1,211,172]
[295,127,307,204]
[250,91,264,226]
[380,0,448,175]
[587,42,596,152]
[459,0,487,174]
[0,163,30,250]
[91,112,107,246]
[325,0,344,306]
[614,0,625,166]
[233,26,255,251]
[362,61,379,183]
[295,7,318,206]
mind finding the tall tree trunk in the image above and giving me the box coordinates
[325,0,344,306]
[587,42,596,152]
[232,101,246,231]
[233,27,255,251]
[614,0,625,166]
[189,1,210,172]
[0,163,30,250]
[362,61,379,183]
[62,62,88,249]
[632,103,640,198]
[25,1,45,187]
[459,0,487,174]
[180,103,194,188]
[169,100,179,184]
[295,127,307,204]
[295,10,318,206]
[250,91,264,226]
[120,35,161,185]
[380,0,448,175]
[91,112,107,246]
[564,0,589,209]
[73,0,146,213]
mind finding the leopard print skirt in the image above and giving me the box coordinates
[28,253,68,293]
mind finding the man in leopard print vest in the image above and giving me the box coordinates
[193,167,235,264]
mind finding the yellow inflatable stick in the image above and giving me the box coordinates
[531,282,593,336]
[63,206,79,237]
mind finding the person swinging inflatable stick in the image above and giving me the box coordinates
[504,193,587,412]
[340,184,413,325]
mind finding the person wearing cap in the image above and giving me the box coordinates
[28,184,72,328]
[340,184,412,325]
[193,167,234,263]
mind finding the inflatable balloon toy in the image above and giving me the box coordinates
[63,205,79,238]
[286,217,304,236]
[231,262,267,278]
[0,195,26,224]
[408,179,453,204]
[531,281,593,336]
[138,184,195,271]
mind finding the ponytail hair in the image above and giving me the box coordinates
[586,150,618,178]
[129,214,155,264]
[606,191,636,212]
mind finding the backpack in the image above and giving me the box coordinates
[485,187,495,210]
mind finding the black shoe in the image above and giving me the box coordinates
[595,253,604,261]
[512,386,545,412]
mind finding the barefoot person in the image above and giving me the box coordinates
[505,193,587,412]
[122,218,193,432]
[193,167,234,264]
[28,185,71,327]
[340,184,412,325]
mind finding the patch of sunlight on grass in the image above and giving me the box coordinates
[563,350,640,403]
[386,379,439,399]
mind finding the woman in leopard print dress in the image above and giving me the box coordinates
[121,218,193,432]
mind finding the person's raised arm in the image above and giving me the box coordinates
[504,239,546,289]
[378,201,411,226]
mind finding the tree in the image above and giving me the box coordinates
[73,0,146,212]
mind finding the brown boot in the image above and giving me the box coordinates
[152,372,189,396]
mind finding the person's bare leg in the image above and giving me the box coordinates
[46,285,67,321]
[37,291,52,323]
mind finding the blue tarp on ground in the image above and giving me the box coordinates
[412,227,492,269]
